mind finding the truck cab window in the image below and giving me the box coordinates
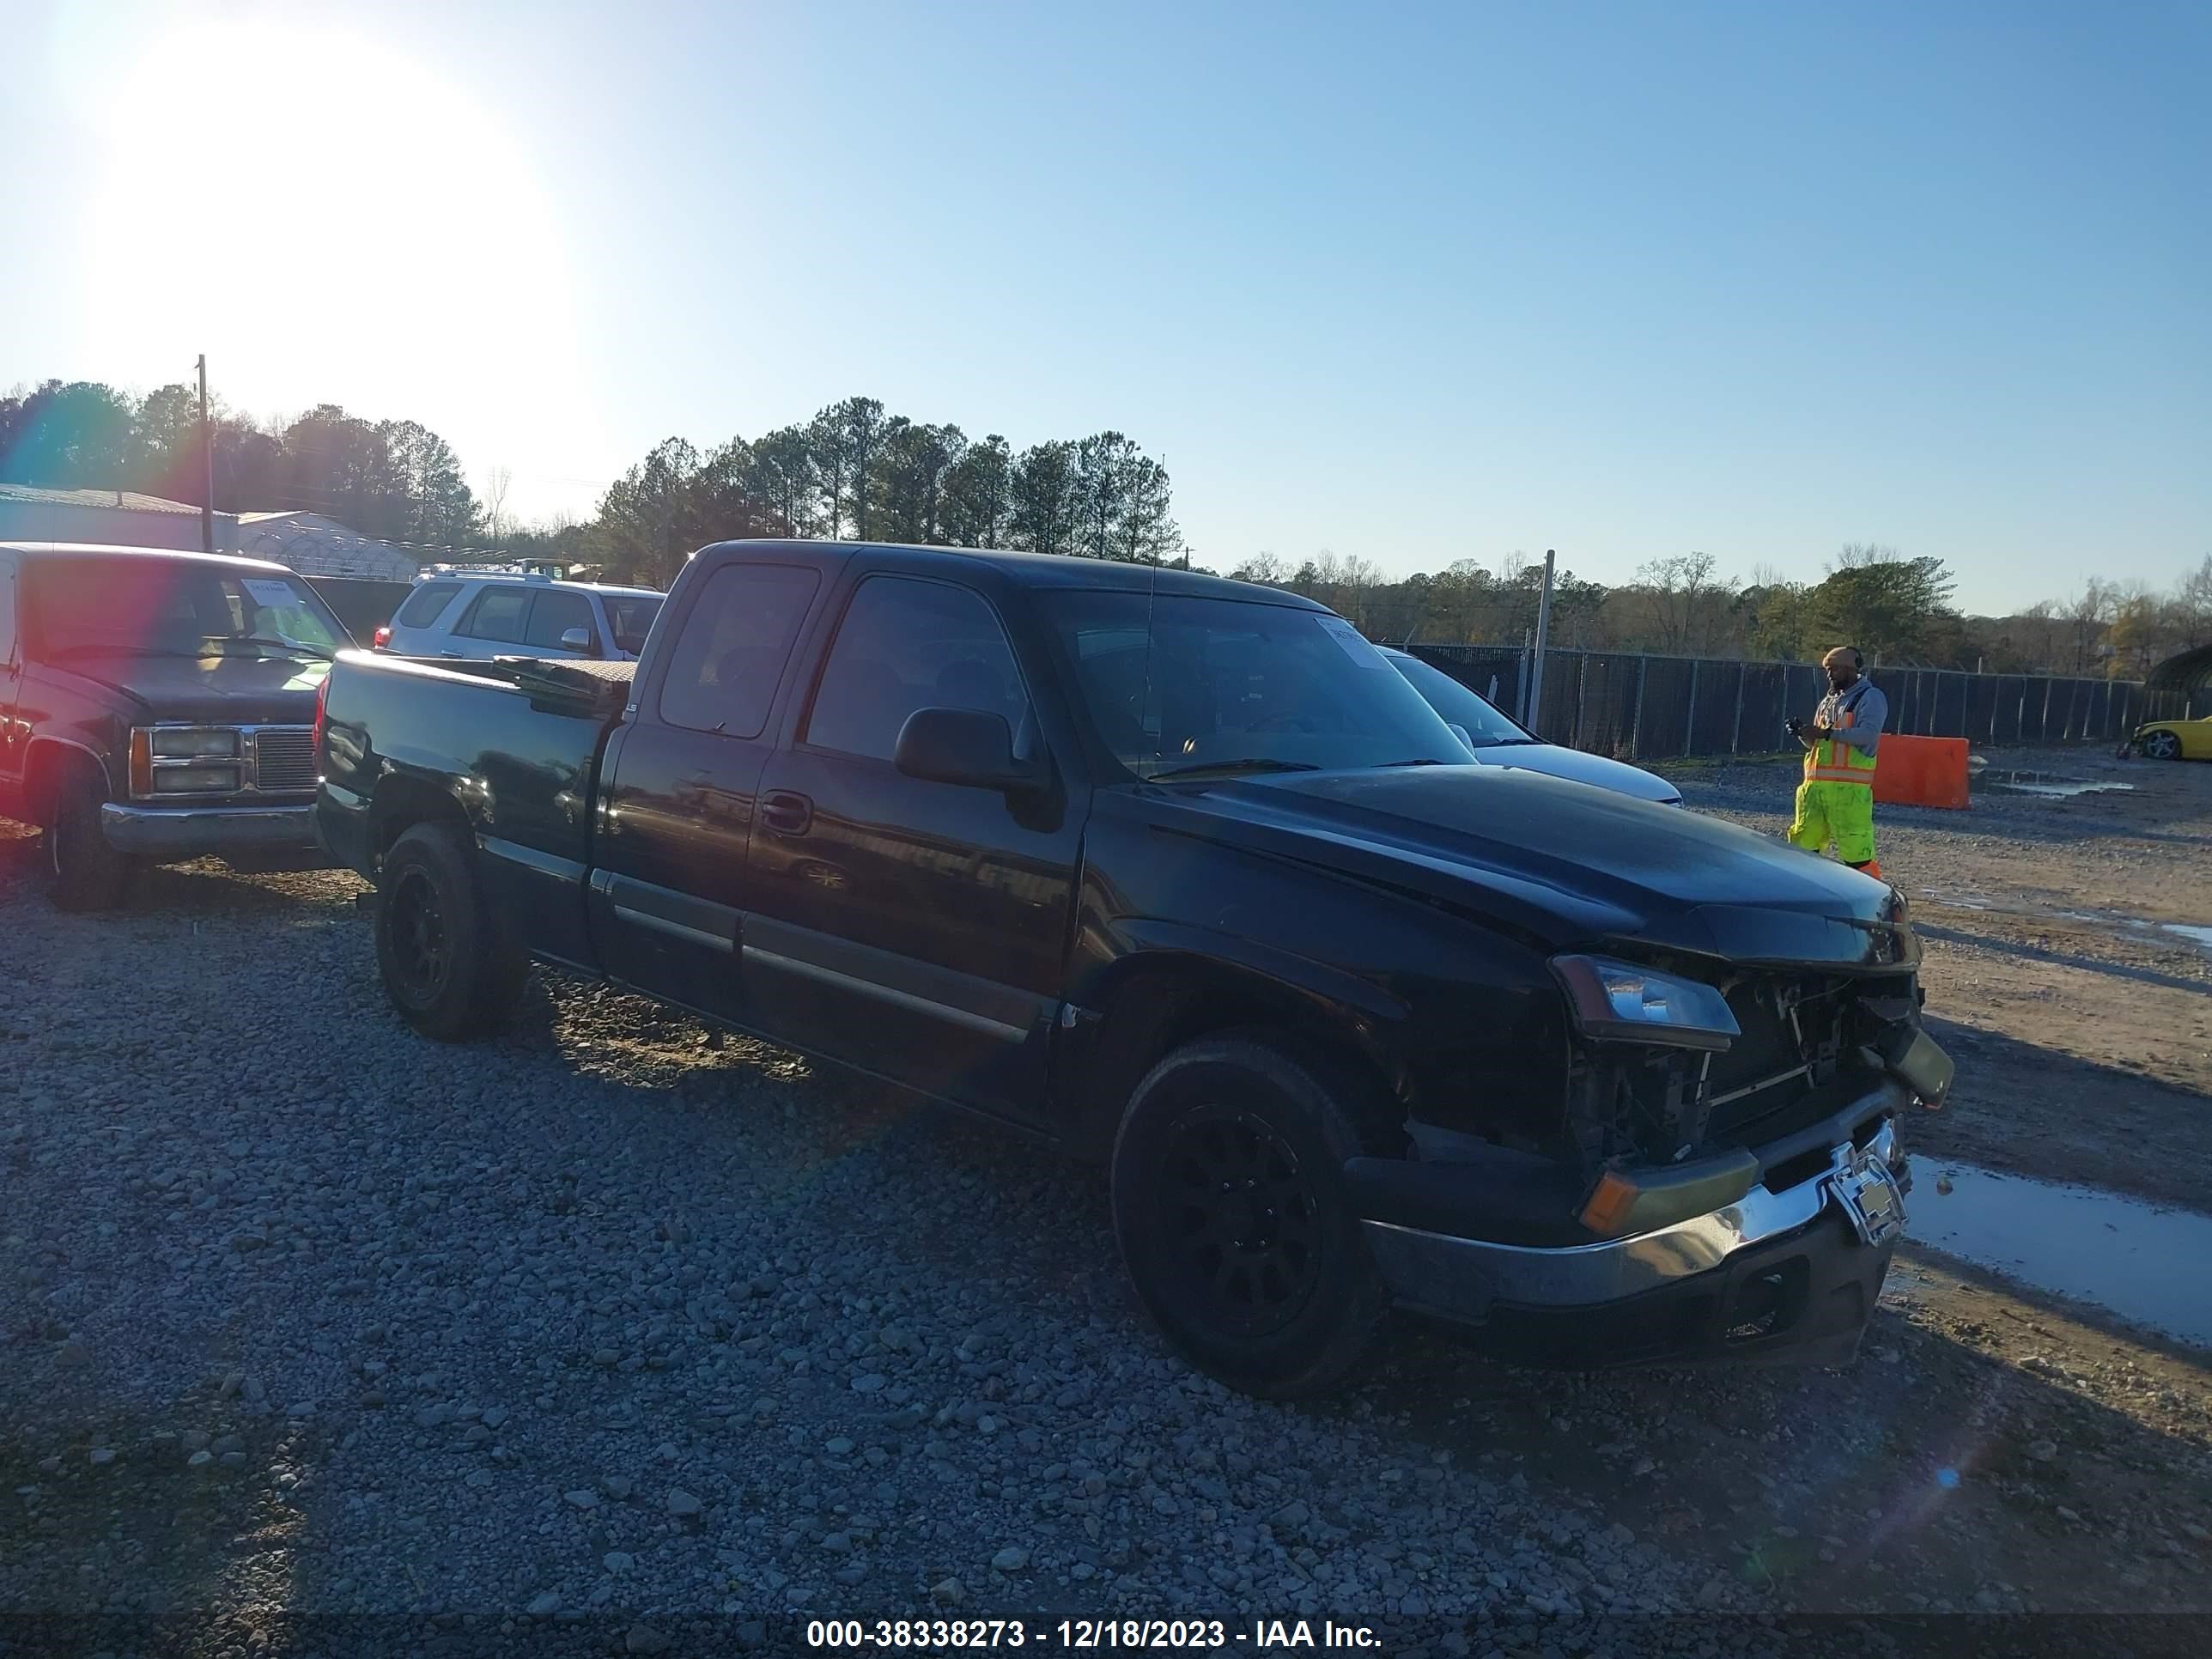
[805,577,1027,763]
[657,563,819,737]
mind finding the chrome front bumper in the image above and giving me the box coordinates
[100,801,321,859]
[1362,1119,1905,1321]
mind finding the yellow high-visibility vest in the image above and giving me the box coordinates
[1804,684,1879,787]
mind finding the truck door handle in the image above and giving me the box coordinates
[759,790,813,836]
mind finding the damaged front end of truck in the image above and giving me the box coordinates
[1351,891,1951,1369]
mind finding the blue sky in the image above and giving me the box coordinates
[5,0,2207,612]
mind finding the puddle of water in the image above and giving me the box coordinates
[1982,769,2132,787]
[1918,888,1990,910]
[1904,1158,2212,1347]
[1907,895,2212,968]
[2043,912,2212,957]
[1978,769,2136,798]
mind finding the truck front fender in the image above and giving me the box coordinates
[1054,922,1413,1159]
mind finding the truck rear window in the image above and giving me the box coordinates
[657,564,818,738]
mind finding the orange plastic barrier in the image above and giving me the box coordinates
[1870,734,1971,810]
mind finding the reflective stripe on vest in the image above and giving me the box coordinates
[1803,684,1878,784]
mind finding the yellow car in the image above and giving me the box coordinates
[2127,717,2212,761]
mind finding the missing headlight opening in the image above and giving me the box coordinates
[1563,968,1923,1169]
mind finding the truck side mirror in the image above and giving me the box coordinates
[559,628,592,653]
[894,706,1042,793]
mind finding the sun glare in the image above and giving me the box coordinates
[72,14,582,498]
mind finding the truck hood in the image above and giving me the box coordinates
[54,652,331,725]
[1148,764,1913,969]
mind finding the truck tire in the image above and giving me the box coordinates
[374,821,526,1041]
[1110,1032,1391,1399]
[46,760,137,912]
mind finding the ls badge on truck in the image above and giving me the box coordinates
[1832,1146,1907,1248]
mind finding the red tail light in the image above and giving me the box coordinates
[372,624,392,648]
[313,674,331,759]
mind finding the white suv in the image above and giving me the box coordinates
[374,571,665,662]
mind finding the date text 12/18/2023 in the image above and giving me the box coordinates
[805,1618,1382,1650]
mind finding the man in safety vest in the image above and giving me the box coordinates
[1786,646,1887,879]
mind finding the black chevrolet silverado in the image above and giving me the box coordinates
[315,539,1951,1396]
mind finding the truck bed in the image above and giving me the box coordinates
[396,651,636,712]
[316,649,628,890]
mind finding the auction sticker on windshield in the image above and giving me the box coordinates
[241,578,301,608]
[1316,615,1389,669]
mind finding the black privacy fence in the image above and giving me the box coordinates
[1409,646,2212,760]
[304,576,416,646]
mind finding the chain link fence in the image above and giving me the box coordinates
[1410,645,2212,759]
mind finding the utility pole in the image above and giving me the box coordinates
[659,476,674,584]
[197,355,215,554]
[1526,549,1558,732]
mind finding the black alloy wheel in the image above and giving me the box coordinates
[1109,1032,1391,1398]
[373,820,526,1041]
[385,866,452,1008]
[1158,1107,1322,1339]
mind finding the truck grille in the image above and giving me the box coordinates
[1702,975,1855,1144]
[252,727,316,793]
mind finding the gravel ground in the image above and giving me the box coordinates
[3,761,2209,1656]
[0,831,1729,1657]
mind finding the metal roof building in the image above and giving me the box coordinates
[0,483,241,553]
[0,486,418,580]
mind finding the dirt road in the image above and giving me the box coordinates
[1668,744,2212,1209]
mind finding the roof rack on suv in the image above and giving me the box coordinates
[411,563,551,585]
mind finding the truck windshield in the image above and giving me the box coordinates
[25,558,350,660]
[1042,589,1474,779]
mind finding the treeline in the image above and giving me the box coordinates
[0,379,480,547]
[1223,544,1971,665]
[1230,543,2212,677]
[2051,564,2212,679]
[11,374,2200,678]
[1,377,1183,594]
[524,396,1181,589]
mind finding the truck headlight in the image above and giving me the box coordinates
[131,726,246,796]
[150,726,242,759]
[151,763,244,793]
[1550,954,1740,1052]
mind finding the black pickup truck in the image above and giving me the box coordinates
[315,538,1951,1396]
